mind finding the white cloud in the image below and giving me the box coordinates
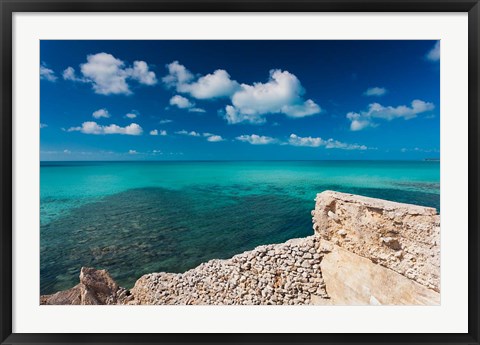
[149,129,167,136]
[67,121,143,135]
[163,64,320,124]
[401,147,439,153]
[236,134,277,145]
[176,130,201,137]
[206,135,225,142]
[162,61,194,89]
[324,139,367,150]
[62,67,85,82]
[62,66,76,81]
[169,95,194,109]
[288,134,323,147]
[281,100,322,118]
[92,108,110,119]
[177,130,223,141]
[364,87,387,97]
[225,69,321,124]
[288,134,367,150]
[40,63,57,82]
[125,112,137,119]
[127,61,157,85]
[159,119,173,124]
[65,52,157,95]
[189,108,206,113]
[40,123,48,129]
[350,119,373,131]
[426,41,440,61]
[169,95,205,113]
[163,61,238,99]
[63,149,71,154]
[223,105,266,125]
[128,150,137,155]
[346,100,435,131]
[80,53,131,95]
[180,69,239,99]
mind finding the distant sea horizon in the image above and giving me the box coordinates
[40,160,440,295]
[40,158,440,163]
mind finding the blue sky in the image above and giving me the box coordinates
[40,40,440,161]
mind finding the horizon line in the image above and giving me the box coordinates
[40,158,440,163]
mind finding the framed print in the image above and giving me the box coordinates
[1,1,479,344]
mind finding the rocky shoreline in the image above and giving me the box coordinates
[41,191,441,306]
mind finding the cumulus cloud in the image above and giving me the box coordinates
[67,121,143,135]
[281,100,322,118]
[79,53,131,95]
[163,63,320,124]
[92,108,110,119]
[62,67,85,82]
[288,134,367,150]
[128,150,137,155]
[150,129,167,136]
[125,112,137,119]
[40,63,57,82]
[63,149,71,154]
[206,135,224,142]
[170,95,194,108]
[236,134,277,145]
[180,69,239,99]
[176,130,224,141]
[163,61,239,99]
[127,61,157,85]
[159,119,173,124]
[225,69,321,124]
[169,95,206,113]
[324,139,368,150]
[346,100,435,131]
[288,134,323,147]
[426,41,440,62]
[175,130,201,137]
[223,105,266,125]
[162,61,194,89]
[364,87,387,97]
[40,123,48,129]
[64,52,157,95]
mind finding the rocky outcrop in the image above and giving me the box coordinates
[40,191,440,306]
[317,241,440,305]
[40,267,132,305]
[312,191,440,292]
[129,236,328,305]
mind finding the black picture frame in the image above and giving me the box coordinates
[1,1,479,344]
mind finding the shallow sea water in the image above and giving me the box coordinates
[40,161,440,294]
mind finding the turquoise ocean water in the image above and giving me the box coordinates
[40,160,440,295]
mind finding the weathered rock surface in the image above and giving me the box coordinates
[312,190,440,291]
[318,241,440,305]
[40,267,131,305]
[130,236,328,305]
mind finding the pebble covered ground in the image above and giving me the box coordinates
[128,235,330,305]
